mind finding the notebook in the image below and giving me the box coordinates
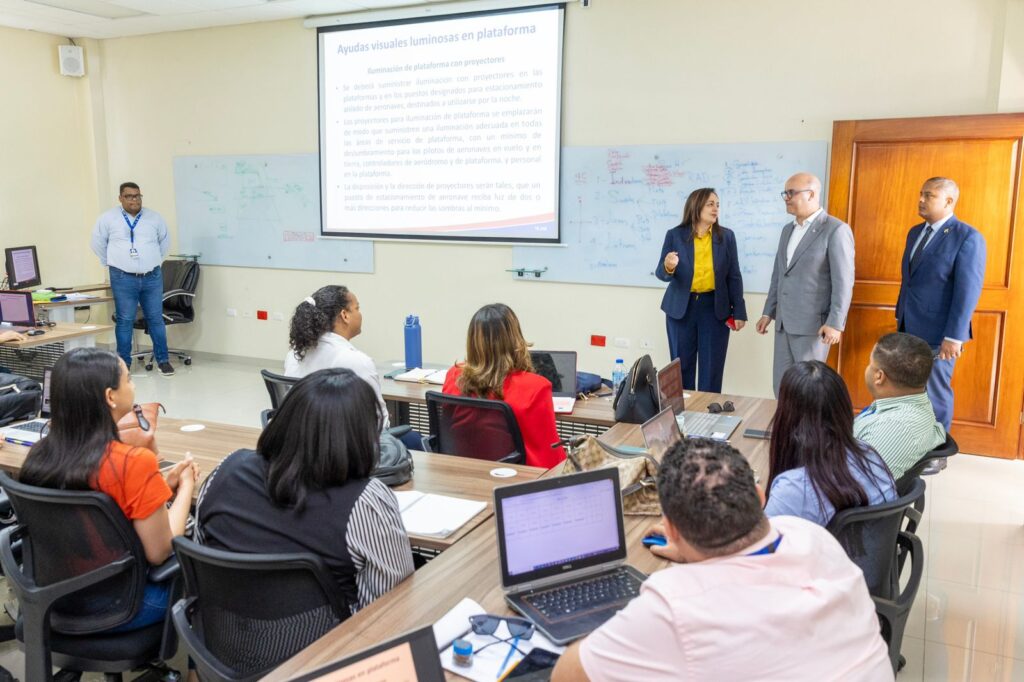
[393,490,486,538]
[530,350,577,413]
[494,468,646,645]
[3,369,51,446]
[640,406,683,458]
[289,624,445,682]
[394,367,447,385]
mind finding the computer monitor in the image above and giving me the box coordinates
[0,291,35,326]
[4,246,41,290]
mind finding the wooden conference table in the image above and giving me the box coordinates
[0,417,546,553]
[266,391,778,680]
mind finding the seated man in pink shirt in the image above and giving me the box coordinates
[552,438,893,682]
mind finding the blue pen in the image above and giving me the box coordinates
[496,635,520,679]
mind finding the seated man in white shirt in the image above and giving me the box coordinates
[284,285,421,450]
[552,438,893,682]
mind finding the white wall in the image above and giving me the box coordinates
[6,0,1021,398]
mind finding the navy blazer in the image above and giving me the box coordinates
[655,224,747,322]
[896,215,986,346]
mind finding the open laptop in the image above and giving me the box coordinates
[289,625,444,681]
[657,359,742,440]
[0,290,35,333]
[494,468,647,645]
[3,369,51,446]
[641,407,683,458]
[530,350,577,413]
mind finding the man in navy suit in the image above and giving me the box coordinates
[896,177,986,430]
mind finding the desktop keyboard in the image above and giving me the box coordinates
[12,421,46,433]
[525,568,641,619]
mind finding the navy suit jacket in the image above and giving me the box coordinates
[896,215,986,346]
[655,224,747,322]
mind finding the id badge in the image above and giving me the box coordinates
[129,247,140,258]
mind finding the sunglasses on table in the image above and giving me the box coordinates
[468,614,535,655]
[707,401,735,414]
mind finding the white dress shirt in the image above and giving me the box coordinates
[284,332,390,430]
[785,207,823,267]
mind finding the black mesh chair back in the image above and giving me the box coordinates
[0,471,146,633]
[261,370,297,411]
[0,471,173,682]
[827,478,925,598]
[172,537,350,682]
[425,390,526,464]
[896,432,958,495]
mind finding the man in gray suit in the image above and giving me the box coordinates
[755,173,855,396]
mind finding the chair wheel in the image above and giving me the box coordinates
[184,358,192,366]
[145,363,154,371]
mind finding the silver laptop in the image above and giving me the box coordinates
[530,350,577,413]
[3,369,51,446]
[494,468,647,645]
[641,407,683,458]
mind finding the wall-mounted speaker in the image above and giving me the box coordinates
[58,45,85,78]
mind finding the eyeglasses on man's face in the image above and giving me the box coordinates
[121,193,142,201]
[780,189,811,200]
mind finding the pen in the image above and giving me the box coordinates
[496,635,520,679]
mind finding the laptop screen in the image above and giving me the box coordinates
[641,407,682,458]
[495,468,625,589]
[0,291,34,326]
[41,369,52,418]
[529,350,577,397]
[657,358,684,415]
[289,625,444,681]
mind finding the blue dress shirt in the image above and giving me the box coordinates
[90,207,170,274]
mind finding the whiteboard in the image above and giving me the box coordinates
[512,142,828,293]
[173,154,373,273]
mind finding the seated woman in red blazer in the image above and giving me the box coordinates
[443,303,566,468]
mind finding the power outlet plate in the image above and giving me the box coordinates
[614,337,630,348]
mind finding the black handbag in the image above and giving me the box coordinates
[0,373,42,427]
[373,433,414,486]
[612,355,659,424]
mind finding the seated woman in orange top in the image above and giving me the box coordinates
[443,303,566,468]
[20,347,199,632]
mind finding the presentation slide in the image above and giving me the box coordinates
[318,5,563,242]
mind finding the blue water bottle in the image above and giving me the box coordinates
[404,315,422,370]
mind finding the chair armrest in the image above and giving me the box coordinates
[173,597,245,682]
[498,451,526,465]
[890,531,924,609]
[0,490,13,525]
[148,555,180,583]
[386,424,412,438]
[161,289,196,302]
[422,434,436,453]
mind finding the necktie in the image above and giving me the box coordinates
[909,225,933,271]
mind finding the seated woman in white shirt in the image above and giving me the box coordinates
[284,285,420,449]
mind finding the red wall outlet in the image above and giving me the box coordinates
[256,310,268,321]
[590,334,606,347]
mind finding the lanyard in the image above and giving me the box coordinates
[747,533,783,556]
[121,210,143,246]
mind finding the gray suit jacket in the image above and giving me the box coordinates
[762,211,855,336]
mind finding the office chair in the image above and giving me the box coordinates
[122,258,200,371]
[826,478,926,674]
[895,432,958,540]
[0,472,179,682]
[171,537,350,682]
[423,390,526,464]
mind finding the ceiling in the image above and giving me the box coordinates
[0,0,453,38]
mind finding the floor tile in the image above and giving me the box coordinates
[920,641,1024,681]
[921,579,1024,660]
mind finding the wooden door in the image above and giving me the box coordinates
[829,113,1024,459]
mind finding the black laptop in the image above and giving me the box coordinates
[494,468,646,645]
[288,624,444,681]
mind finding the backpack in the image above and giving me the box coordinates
[0,373,42,427]
[612,355,659,424]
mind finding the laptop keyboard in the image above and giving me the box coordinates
[679,412,729,438]
[13,421,46,433]
[524,568,641,619]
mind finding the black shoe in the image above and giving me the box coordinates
[158,362,175,376]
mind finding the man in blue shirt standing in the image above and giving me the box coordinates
[90,182,174,376]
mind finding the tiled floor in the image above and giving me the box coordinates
[1,356,1023,680]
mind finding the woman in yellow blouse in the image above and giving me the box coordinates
[654,188,747,392]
